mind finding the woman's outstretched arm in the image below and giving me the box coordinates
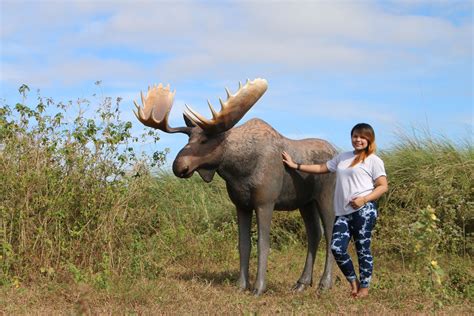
[282,151,330,174]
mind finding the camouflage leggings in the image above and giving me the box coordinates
[330,202,378,288]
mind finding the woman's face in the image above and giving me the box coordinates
[351,131,369,152]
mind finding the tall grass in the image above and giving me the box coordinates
[377,130,473,257]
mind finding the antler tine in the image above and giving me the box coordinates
[183,107,211,131]
[185,104,213,126]
[207,99,218,119]
[133,100,146,119]
[182,78,268,135]
[134,84,191,135]
[219,98,225,111]
[140,91,146,107]
[132,101,142,122]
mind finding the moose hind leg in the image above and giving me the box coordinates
[316,196,336,290]
[236,207,252,291]
[293,201,321,292]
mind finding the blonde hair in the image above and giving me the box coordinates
[349,123,376,167]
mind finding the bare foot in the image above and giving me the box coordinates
[356,287,369,298]
[350,280,359,298]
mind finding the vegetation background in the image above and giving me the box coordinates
[1,87,472,314]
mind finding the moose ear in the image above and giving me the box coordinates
[183,113,196,128]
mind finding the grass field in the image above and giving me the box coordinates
[2,245,472,314]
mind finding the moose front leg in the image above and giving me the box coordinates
[236,208,252,291]
[253,203,274,296]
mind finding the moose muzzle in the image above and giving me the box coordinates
[172,156,195,178]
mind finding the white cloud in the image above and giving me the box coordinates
[1,1,471,87]
[1,56,149,87]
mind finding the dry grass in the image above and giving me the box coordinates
[2,247,472,315]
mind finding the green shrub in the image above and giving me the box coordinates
[0,84,164,285]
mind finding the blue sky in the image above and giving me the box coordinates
[1,0,472,167]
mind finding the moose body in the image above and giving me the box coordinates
[135,79,336,295]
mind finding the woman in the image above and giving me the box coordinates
[282,123,388,298]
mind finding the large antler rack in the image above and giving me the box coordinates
[184,78,268,135]
[133,83,191,135]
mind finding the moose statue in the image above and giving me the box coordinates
[134,78,336,296]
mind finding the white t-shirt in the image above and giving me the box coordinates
[326,151,386,216]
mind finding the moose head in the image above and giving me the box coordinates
[134,79,268,183]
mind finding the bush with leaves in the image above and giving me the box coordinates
[0,84,165,285]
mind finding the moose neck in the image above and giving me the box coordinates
[217,122,260,182]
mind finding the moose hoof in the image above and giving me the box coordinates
[252,287,266,296]
[318,279,332,291]
[292,282,310,293]
[237,279,250,292]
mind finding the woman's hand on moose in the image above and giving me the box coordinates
[350,196,367,209]
[282,151,297,169]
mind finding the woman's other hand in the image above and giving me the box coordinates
[350,196,367,209]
